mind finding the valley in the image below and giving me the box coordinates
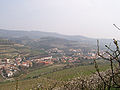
[0,30,114,90]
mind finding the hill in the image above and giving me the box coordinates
[0,38,46,59]
[0,29,89,40]
[0,29,113,49]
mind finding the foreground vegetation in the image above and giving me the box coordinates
[0,35,120,89]
[0,62,110,90]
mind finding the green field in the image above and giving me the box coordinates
[0,39,46,59]
[42,64,110,81]
[0,63,110,90]
[0,77,63,90]
[20,64,66,79]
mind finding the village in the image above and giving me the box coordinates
[0,48,104,78]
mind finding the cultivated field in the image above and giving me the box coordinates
[0,63,110,90]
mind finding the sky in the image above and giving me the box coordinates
[0,0,120,39]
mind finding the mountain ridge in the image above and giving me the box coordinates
[0,29,111,40]
[0,29,113,49]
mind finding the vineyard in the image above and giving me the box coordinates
[0,62,110,90]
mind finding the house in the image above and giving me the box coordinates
[6,70,14,77]
[22,62,29,67]
[41,56,52,60]
[22,61,33,67]
[26,61,33,67]
[6,59,10,63]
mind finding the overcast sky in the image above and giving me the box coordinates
[0,0,120,39]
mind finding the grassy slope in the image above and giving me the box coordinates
[0,41,29,58]
[0,77,63,90]
[0,63,110,90]
[20,64,66,79]
[42,64,110,81]
[0,39,46,59]
[0,75,4,82]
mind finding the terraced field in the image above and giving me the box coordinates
[0,39,28,58]
[0,39,46,59]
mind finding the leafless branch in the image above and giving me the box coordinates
[113,24,120,30]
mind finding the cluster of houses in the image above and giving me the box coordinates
[68,48,98,59]
[47,48,98,60]
[0,57,32,78]
[0,55,54,78]
[0,48,106,78]
[47,48,65,55]
[32,56,54,65]
[59,55,96,63]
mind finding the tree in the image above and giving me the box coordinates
[95,24,120,89]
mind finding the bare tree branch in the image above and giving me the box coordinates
[113,24,120,30]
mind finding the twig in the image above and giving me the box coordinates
[113,24,120,30]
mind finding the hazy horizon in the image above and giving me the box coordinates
[0,0,120,39]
